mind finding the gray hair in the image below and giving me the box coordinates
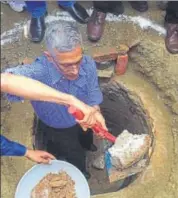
[45,21,82,54]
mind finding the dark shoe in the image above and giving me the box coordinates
[87,10,106,42]
[165,23,178,54]
[109,1,124,15]
[29,15,46,43]
[60,2,89,24]
[130,1,148,12]
[83,171,91,180]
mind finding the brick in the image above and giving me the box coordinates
[92,47,118,63]
[115,54,128,75]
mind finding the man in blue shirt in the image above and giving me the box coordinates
[1,73,101,165]
[4,21,106,179]
[1,73,97,163]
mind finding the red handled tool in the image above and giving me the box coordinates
[68,106,116,143]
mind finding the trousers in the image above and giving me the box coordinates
[93,1,121,13]
[165,1,178,23]
[25,1,75,18]
[33,116,93,172]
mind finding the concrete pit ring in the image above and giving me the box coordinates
[88,80,154,195]
[91,75,173,198]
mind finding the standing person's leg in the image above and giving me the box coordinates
[93,1,124,14]
[93,1,110,13]
[87,1,108,42]
[165,1,178,54]
[130,1,148,12]
[57,1,89,24]
[107,1,124,16]
[157,1,168,11]
[25,1,46,43]
[87,1,124,42]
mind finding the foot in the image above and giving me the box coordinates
[29,15,46,43]
[87,10,106,42]
[130,1,148,12]
[165,23,178,54]
[60,2,89,24]
[109,1,124,15]
[83,171,91,180]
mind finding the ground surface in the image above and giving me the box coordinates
[1,1,178,198]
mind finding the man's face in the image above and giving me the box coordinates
[50,46,83,81]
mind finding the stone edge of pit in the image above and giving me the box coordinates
[92,73,173,198]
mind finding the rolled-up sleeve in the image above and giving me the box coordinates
[0,135,27,156]
[88,59,103,106]
[4,62,45,102]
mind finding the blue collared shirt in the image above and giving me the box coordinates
[0,135,26,156]
[5,55,103,128]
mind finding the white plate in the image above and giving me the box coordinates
[15,160,90,198]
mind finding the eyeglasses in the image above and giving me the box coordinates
[59,59,82,67]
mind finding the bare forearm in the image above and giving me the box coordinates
[1,73,74,106]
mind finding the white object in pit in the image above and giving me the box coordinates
[108,130,151,169]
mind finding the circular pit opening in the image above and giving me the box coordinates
[87,80,154,195]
